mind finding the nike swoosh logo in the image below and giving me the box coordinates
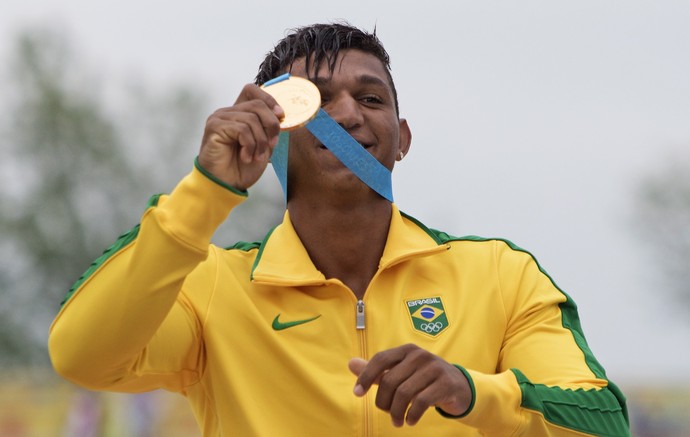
[272,314,321,331]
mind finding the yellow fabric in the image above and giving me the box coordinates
[50,167,615,436]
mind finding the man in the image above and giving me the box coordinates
[49,23,630,436]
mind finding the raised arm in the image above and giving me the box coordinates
[48,84,283,392]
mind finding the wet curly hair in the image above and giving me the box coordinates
[255,22,399,115]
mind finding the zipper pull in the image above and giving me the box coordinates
[356,300,365,330]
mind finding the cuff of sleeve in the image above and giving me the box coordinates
[436,364,476,419]
[154,162,248,251]
[193,156,249,197]
[440,368,522,435]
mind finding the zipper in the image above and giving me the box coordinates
[355,299,370,436]
[356,300,365,330]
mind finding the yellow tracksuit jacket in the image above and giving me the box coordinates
[49,165,629,436]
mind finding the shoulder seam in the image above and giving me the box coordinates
[61,194,163,306]
[223,241,262,251]
[61,225,140,306]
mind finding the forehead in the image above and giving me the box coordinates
[287,49,391,84]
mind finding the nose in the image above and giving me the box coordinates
[325,93,363,130]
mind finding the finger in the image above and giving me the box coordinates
[217,112,276,163]
[349,358,368,396]
[349,358,384,397]
[213,106,279,163]
[213,98,281,127]
[229,99,283,144]
[206,117,256,164]
[374,360,417,414]
[354,349,405,395]
[390,373,438,427]
[249,104,282,159]
[404,385,440,426]
[235,111,268,163]
[405,364,472,425]
[236,83,284,120]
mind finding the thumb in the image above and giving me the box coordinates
[349,358,374,397]
[348,357,368,376]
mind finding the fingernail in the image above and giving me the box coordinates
[273,105,284,118]
[353,384,365,397]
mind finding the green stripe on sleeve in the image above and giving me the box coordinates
[60,194,162,306]
[490,239,629,433]
[466,237,629,434]
[404,217,629,434]
[513,369,630,437]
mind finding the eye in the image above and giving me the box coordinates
[319,95,330,107]
[360,95,383,105]
[318,89,331,107]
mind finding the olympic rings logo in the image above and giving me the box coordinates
[419,322,444,333]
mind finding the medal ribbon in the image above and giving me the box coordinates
[265,75,394,202]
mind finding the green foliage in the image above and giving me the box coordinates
[633,153,690,306]
[0,26,283,367]
[0,27,142,367]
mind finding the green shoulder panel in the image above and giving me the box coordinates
[60,194,163,306]
[224,241,262,251]
[61,224,140,306]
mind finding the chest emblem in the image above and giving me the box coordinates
[272,314,321,331]
[406,297,449,337]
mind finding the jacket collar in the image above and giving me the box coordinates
[250,204,447,286]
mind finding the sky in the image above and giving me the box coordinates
[2,0,689,385]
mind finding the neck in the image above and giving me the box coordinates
[288,198,392,299]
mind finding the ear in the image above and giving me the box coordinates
[397,118,412,160]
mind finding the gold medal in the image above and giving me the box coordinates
[262,76,321,130]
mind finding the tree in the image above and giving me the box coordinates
[0,26,284,367]
[632,152,690,308]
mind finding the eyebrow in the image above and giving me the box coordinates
[312,74,390,90]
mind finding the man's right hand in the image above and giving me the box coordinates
[198,84,284,191]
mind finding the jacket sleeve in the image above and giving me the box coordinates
[48,163,247,393]
[450,240,630,436]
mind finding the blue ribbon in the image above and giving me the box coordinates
[271,131,290,201]
[265,76,394,202]
[305,109,393,202]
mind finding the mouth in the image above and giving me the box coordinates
[318,141,373,150]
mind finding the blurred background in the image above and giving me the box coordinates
[1,1,688,435]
